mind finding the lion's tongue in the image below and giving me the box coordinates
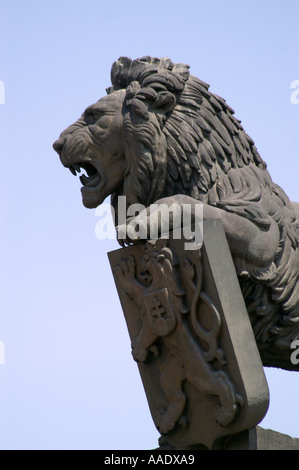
[80,172,101,188]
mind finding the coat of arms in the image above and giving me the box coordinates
[109,221,269,449]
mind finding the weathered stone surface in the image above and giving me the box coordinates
[53,56,298,448]
[223,426,299,450]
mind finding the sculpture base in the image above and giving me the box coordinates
[158,426,299,450]
[225,426,299,450]
[109,221,270,449]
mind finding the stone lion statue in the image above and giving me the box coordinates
[53,56,299,371]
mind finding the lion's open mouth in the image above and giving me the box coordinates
[69,162,101,190]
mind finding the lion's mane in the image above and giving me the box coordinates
[108,56,299,368]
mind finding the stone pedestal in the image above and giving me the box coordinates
[222,426,299,450]
[109,220,270,450]
[157,426,299,450]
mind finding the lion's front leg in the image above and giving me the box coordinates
[117,195,280,269]
[116,198,187,245]
[116,213,149,246]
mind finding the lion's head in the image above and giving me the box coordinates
[53,55,277,224]
[53,89,127,209]
[54,56,190,211]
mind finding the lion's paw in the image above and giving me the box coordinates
[116,215,148,247]
[116,224,137,247]
[131,345,148,363]
[215,403,238,426]
[113,256,137,292]
[155,409,176,434]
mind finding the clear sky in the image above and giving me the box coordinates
[1,0,299,450]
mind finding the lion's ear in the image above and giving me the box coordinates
[152,91,176,114]
[111,57,132,90]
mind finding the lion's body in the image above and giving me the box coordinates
[54,56,299,370]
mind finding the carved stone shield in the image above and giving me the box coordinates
[143,289,176,337]
[108,220,269,449]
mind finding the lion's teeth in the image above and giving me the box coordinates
[73,164,81,173]
[69,166,76,176]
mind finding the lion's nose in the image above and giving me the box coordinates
[53,138,64,155]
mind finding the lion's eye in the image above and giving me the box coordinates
[84,108,102,122]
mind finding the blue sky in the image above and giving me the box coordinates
[1,0,299,450]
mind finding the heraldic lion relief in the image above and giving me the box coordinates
[53,56,299,372]
[111,243,244,435]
